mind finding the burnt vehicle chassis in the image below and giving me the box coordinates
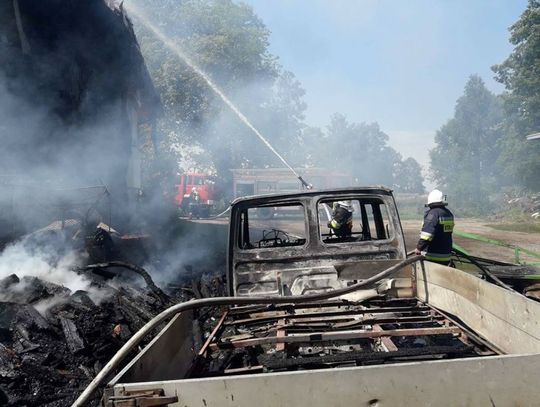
[97,188,540,407]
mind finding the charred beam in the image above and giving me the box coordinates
[227,307,432,326]
[261,345,474,370]
[210,326,462,350]
[76,261,170,305]
[60,317,85,354]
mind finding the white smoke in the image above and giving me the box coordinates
[0,239,109,306]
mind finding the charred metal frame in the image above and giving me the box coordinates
[227,188,407,297]
[192,298,498,377]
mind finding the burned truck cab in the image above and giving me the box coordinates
[228,187,407,297]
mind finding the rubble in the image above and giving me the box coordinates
[500,189,540,218]
[0,262,225,406]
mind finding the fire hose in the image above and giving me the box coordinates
[71,255,423,406]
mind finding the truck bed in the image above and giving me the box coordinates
[190,297,497,377]
[105,262,540,406]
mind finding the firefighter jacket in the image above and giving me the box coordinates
[416,205,454,263]
[328,206,353,237]
[190,189,201,203]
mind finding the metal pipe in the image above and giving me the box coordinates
[71,255,422,406]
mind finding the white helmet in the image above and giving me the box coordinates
[337,200,354,211]
[427,189,446,206]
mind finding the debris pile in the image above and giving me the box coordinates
[0,262,225,406]
[500,190,540,219]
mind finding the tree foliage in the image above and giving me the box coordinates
[132,0,305,181]
[492,0,540,191]
[430,75,503,211]
[394,158,425,193]
[132,0,424,194]
[304,114,424,192]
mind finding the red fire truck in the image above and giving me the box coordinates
[175,173,216,217]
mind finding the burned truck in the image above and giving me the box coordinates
[76,188,540,406]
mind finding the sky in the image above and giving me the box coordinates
[242,0,527,171]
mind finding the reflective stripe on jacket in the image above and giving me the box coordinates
[329,206,353,236]
[417,205,454,261]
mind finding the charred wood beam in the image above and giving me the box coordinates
[259,316,442,334]
[260,345,474,370]
[227,299,421,317]
[186,311,229,378]
[199,311,228,357]
[288,315,440,330]
[76,261,170,305]
[372,324,398,351]
[60,317,85,354]
[210,326,462,350]
[275,319,286,352]
[226,306,432,326]
[223,365,264,375]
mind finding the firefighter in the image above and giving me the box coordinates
[328,200,354,237]
[415,189,455,265]
[189,187,201,218]
[190,187,201,203]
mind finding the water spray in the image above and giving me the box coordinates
[125,2,312,189]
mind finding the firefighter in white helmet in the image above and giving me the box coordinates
[328,200,354,237]
[415,189,455,265]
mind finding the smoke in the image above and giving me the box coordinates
[0,0,164,238]
[0,1,171,303]
[0,237,111,309]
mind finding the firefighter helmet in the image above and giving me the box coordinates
[427,189,446,206]
[337,200,354,211]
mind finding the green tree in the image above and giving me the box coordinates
[393,158,425,193]
[492,0,540,191]
[304,114,423,189]
[131,0,306,186]
[430,75,503,211]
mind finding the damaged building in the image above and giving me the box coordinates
[0,1,186,405]
[0,0,161,240]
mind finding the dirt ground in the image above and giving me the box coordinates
[401,218,540,264]
[193,217,539,264]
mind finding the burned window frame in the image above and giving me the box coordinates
[237,201,309,251]
[317,197,394,245]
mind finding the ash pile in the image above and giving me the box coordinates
[0,273,164,406]
[0,226,225,407]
